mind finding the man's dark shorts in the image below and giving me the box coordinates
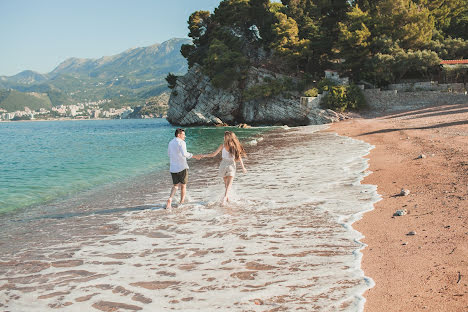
[171,169,188,185]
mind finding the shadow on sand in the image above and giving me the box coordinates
[358,102,468,136]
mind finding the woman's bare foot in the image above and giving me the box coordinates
[166,198,172,209]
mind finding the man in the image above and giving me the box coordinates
[166,128,201,209]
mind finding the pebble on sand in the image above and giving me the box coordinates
[394,209,408,216]
[400,189,411,196]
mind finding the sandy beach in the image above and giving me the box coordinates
[330,102,468,311]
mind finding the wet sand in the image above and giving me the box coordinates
[329,103,468,311]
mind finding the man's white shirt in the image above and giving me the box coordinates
[168,137,193,173]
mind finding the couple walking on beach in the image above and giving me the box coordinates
[166,128,247,209]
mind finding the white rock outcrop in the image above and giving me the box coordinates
[167,64,344,126]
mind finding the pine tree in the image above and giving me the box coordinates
[338,5,372,80]
[376,0,434,49]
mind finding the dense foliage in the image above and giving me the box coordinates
[182,0,467,90]
[243,77,297,100]
[304,87,318,97]
[321,84,367,112]
[165,73,178,89]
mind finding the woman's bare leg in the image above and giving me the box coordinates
[222,176,234,205]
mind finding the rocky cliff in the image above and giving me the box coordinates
[167,64,343,126]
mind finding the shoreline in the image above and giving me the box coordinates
[1,125,379,311]
[329,103,468,311]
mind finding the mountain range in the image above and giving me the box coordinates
[0,38,190,112]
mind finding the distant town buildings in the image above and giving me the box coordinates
[0,99,134,121]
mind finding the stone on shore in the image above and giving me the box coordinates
[400,189,411,196]
[394,209,408,216]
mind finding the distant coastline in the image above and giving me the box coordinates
[0,117,165,123]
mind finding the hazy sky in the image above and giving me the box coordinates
[0,0,222,76]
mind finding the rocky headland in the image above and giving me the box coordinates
[166,64,344,126]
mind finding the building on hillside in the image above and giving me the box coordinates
[91,110,101,118]
[440,60,468,84]
[324,70,349,85]
[68,107,77,117]
[120,108,134,119]
[3,113,15,120]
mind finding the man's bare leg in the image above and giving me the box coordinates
[179,183,186,204]
[166,184,179,209]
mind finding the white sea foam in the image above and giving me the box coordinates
[1,125,380,311]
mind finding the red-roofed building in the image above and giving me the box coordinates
[440,59,468,65]
[440,60,468,84]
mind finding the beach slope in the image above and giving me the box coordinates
[330,103,468,311]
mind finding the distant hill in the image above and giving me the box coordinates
[50,38,188,79]
[0,38,191,111]
[0,89,52,112]
[0,70,48,85]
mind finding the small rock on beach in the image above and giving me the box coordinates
[400,189,410,196]
[394,209,408,216]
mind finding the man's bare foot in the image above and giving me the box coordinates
[166,198,172,209]
[221,197,227,206]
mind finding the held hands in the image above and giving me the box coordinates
[193,155,204,160]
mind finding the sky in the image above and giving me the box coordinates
[0,0,222,76]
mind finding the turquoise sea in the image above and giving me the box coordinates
[0,119,265,215]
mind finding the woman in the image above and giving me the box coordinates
[201,131,247,205]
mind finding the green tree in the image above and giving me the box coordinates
[352,0,379,12]
[338,6,372,80]
[444,2,468,40]
[362,48,440,86]
[202,38,249,88]
[187,10,211,44]
[321,84,366,112]
[213,0,251,28]
[392,49,440,80]
[362,53,396,86]
[426,31,468,59]
[376,0,434,49]
[183,10,212,67]
[415,0,466,31]
[165,73,178,89]
[280,1,327,72]
[249,0,276,42]
[271,12,301,56]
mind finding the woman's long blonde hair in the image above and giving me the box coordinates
[224,131,246,161]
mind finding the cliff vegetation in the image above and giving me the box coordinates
[175,0,467,90]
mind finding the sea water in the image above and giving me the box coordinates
[0,119,262,214]
[0,122,380,311]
